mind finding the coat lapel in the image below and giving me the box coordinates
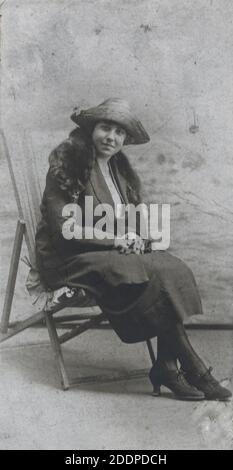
[89,159,115,206]
[109,157,128,204]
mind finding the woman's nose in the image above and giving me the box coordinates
[106,129,115,141]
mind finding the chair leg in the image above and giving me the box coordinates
[146,339,156,365]
[44,312,70,390]
[45,312,153,390]
[1,220,25,333]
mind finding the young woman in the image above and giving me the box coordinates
[35,98,231,401]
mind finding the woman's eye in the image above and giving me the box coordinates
[116,128,125,136]
[99,124,125,136]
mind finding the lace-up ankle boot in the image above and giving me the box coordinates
[184,367,232,401]
[149,362,205,400]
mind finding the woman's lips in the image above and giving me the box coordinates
[102,143,115,149]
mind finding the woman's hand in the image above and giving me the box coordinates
[114,233,151,255]
[131,236,145,254]
[114,237,133,254]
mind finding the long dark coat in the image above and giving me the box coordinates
[35,131,203,343]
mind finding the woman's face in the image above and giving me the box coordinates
[92,121,127,159]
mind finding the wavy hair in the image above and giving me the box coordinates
[48,126,142,204]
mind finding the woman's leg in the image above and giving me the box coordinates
[148,321,206,400]
[158,321,207,374]
[157,320,232,400]
[150,330,205,400]
[156,334,177,371]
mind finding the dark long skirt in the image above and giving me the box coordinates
[40,251,203,344]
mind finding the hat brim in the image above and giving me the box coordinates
[70,107,150,145]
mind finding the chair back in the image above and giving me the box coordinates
[0,128,69,265]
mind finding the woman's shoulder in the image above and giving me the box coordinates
[49,128,89,163]
[47,128,92,194]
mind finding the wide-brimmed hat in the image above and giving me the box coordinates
[70,98,150,145]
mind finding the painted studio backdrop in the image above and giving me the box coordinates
[1,0,233,321]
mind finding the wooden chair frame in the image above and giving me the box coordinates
[0,128,156,390]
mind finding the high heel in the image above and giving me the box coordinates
[150,379,161,397]
[149,362,205,400]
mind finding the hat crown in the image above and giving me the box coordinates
[84,97,133,120]
[98,97,131,111]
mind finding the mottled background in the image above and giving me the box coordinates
[1,0,233,321]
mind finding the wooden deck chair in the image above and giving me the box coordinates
[0,128,156,390]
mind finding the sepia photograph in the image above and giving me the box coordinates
[0,0,233,454]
